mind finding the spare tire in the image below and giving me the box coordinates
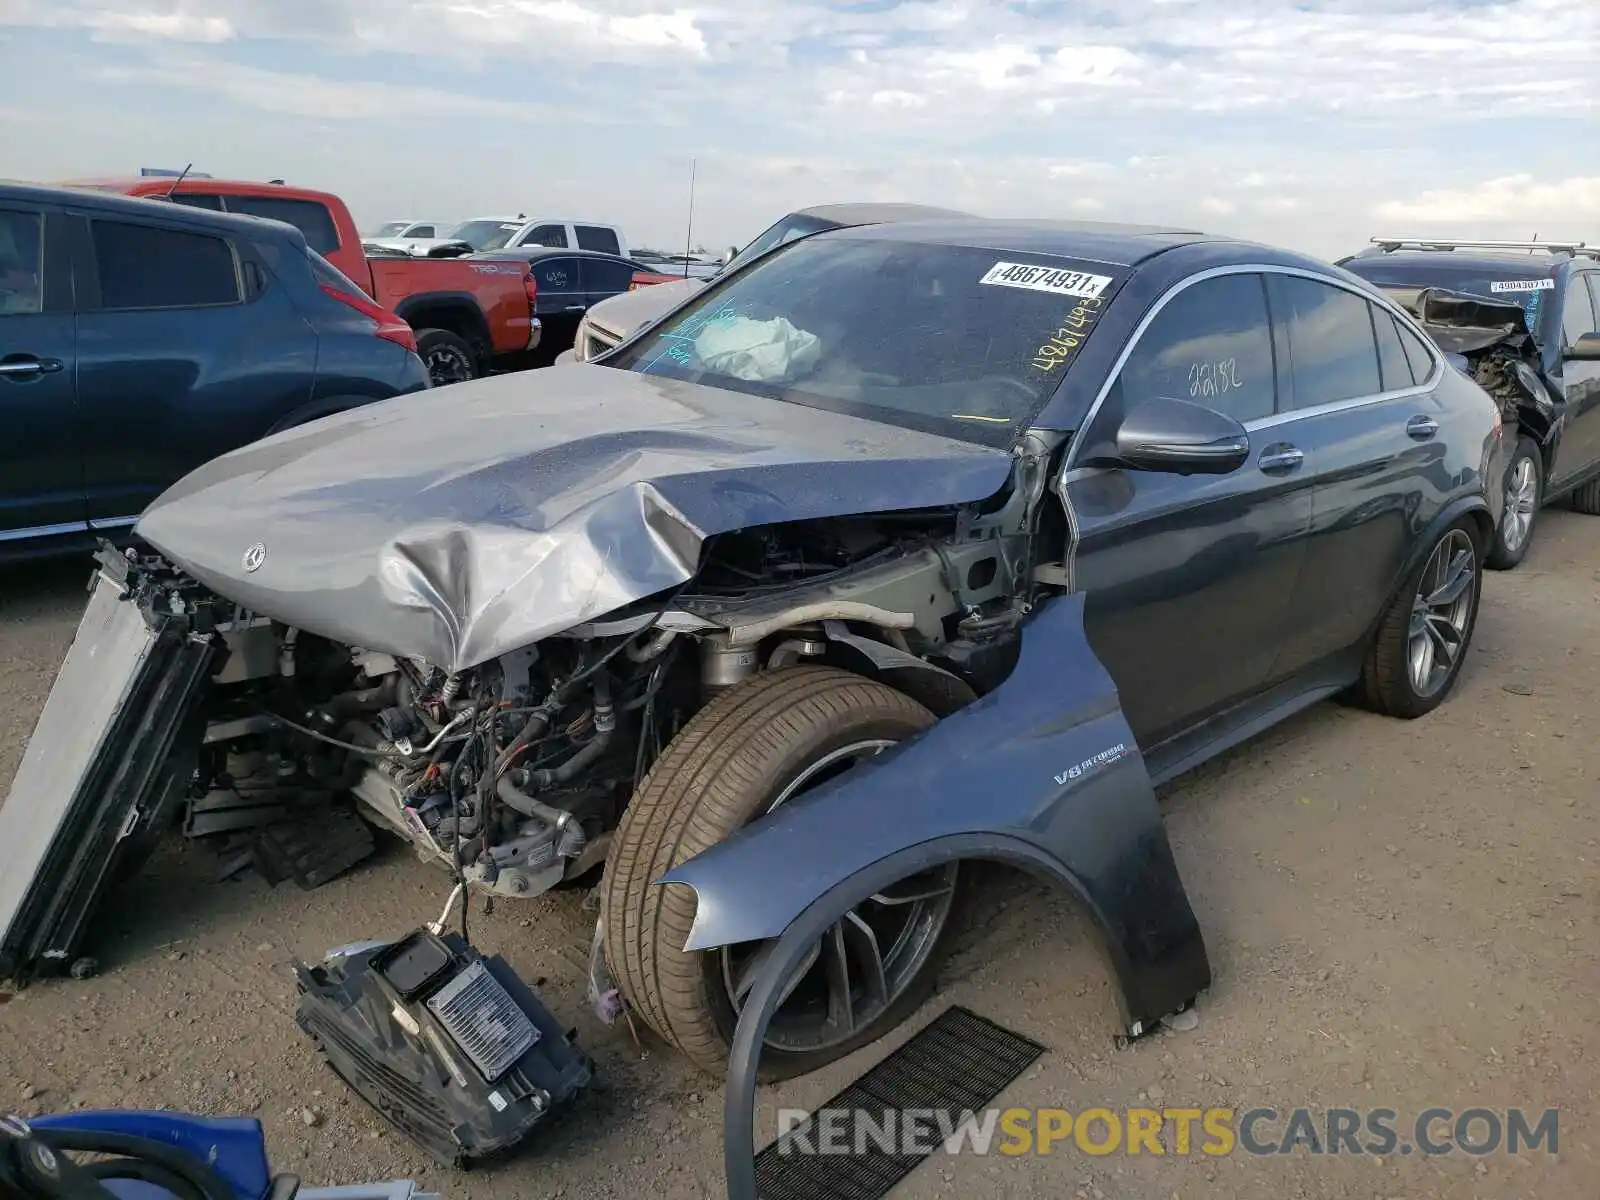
[601,666,963,1079]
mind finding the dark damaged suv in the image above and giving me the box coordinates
[1341,238,1600,567]
[2,221,1505,1093]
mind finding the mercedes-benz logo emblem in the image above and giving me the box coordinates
[242,542,266,573]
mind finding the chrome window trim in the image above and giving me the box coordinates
[1062,263,1443,469]
[0,521,89,542]
[0,515,139,542]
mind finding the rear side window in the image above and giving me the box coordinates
[1395,318,1435,383]
[223,196,340,255]
[408,224,435,238]
[1563,275,1598,346]
[534,257,579,291]
[91,220,240,310]
[1117,272,1277,423]
[0,209,43,315]
[1275,276,1381,409]
[583,258,635,294]
[305,248,365,296]
[1372,306,1415,390]
[576,225,621,255]
[525,224,568,248]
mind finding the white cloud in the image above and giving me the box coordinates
[91,55,598,123]
[0,1,236,42]
[1375,174,1600,223]
[1,0,1596,257]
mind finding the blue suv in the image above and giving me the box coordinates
[0,183,429,559]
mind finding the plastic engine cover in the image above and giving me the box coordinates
[293,930,592,1167]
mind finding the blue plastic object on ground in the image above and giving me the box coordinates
[23,1110,437,1200]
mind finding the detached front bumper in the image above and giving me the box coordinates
[0,548,227,982]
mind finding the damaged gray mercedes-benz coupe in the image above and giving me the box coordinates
[1,219,1506,1080]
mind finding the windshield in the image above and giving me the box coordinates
[606,235,1126,446]
[369,221,409,238]
[447,220,522,250]
[1346,260,1556,342]
[723,213,838,275]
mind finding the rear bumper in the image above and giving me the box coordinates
[527,317,542,352]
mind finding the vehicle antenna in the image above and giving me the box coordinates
[164,163,194,198]
[683,157,697,279]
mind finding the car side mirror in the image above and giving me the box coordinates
[1112,397,1251,475]
[1566,333,1600,361]
[722,246,738,265]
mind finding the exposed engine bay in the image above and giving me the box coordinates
[191,505,1032,900]
[1410,286,1556,437]
[0,456,1047,970]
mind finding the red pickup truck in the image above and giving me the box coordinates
[66,177,538,388]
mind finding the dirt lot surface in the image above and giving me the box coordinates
[1,515,1594,1200]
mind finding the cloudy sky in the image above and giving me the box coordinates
[1,0,1595,257]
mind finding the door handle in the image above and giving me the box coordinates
[564,304,587,312]
[1257,444,1304,473]
[1406,415,1440,440]
[0,357,62,379]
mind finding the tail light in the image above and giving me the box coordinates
[524,270,538,312]
[319,283,417,353]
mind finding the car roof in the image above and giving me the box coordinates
[463,216,620,227]
[473,247,639,263]
[794,202,976,225]
[1343,248,1568,279]
[0,180,310,242]
[819,217,1218,267]
[65,176,343,206]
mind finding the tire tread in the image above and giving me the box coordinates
[600,666,933,1075]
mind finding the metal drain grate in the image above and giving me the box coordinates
[754,1006,1045,1200]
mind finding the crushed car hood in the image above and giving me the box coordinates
[135,368,1013,671]
[586,277,704,340]
[1413,287,1535,356]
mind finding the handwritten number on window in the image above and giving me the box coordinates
[1188,358,1243,398]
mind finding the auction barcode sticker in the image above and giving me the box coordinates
[1488,279,1555,293]
[980,262,1114,299]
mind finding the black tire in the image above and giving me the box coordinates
[601,666,959,1079]
[1569,476,1600,516]
[415,328,479,388]
[1485,435,1542,570]
[1359,518,1482,718]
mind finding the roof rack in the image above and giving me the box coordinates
[1366,236,1592,258]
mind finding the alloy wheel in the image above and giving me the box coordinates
[719,739,959,1054]
[1501,456,1538,554]
[1407,529,1476,697]
[424,345,475,387]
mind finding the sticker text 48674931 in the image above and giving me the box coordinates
[981,262,1114,299]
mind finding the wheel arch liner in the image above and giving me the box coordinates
[657,591,1211,1035]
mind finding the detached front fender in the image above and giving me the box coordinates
[658,592,1211,1037]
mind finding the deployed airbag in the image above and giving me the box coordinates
[692,315,821,382]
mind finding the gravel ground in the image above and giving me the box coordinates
[0,514,1594,1200]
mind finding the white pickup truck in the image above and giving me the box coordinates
[394,216,631,258]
